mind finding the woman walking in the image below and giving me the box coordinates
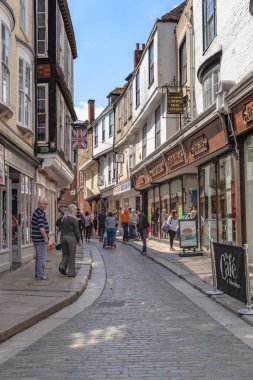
[105,211,117,247]
[84,211,92,242]
[167,210,178,251]
[59,204,82,277]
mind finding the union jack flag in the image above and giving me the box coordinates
[71,127,88,150]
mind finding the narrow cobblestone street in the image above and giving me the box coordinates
[1,242,253,379]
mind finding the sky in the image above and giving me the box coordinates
[68,0,180,121]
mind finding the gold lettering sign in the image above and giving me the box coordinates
[149,162,165,178]
[167,92,183,114]
[167,150,184,168]
[243,100,253,125]
[191,136,209,157]
[137,174,145,186]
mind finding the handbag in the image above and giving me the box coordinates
[56,243,62,250]
[103,231,107,239]
[56,231,61,250]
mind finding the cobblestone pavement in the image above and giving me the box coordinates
[1,242,253,379]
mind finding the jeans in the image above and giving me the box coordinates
[140,229,147,252]
[84,226,91,241]
[34,242,47,279]
[168,229,176,248]
[99,225,105,241]
[129,224,136,239]
[122,222,129,241]
[107,228,116,246]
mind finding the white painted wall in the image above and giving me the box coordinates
[193,0,253,114]
[92,107,114,157]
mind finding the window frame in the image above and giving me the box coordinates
[37,84,48,143]
[102,118,105,142]
[136,70,140,108]
[1,22,10,105]
[203,0,216,52]
[149,40,154,86]
[155,106,161,149]
[18,57,32,129]
[202,65,220,111]
[20,0,27,34]
[179,37,187,86]
[109,111,113,137]
[142,124,147,160]
[36,0,48,56]
[94,124,98,147]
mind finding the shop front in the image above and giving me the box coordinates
[232,94,253,261]
[0,144,37,272]
[112,180,140,217]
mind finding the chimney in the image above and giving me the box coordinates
[88,99,95,123]
[142,43,145,50]
[134,42,143,69]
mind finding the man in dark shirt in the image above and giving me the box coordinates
[98,209,106,241]
[31,198,49,280]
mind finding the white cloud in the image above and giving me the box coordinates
[74,100,104,122]
[84,41,92,47]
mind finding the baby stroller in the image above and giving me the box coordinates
[103,230,116,248]
[135,225,141,241]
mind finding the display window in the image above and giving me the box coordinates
[244,135,253,261]
[0,167,8,250]
[170,179,183,219]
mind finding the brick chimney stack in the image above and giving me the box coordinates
[88,99,95,124]
[134,42,144,69]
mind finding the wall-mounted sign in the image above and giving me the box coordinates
[167,91,183,114]
[191,135,209,157]
[242,99,253,125]
[115,153,124,163]
[135,173,147,188]
[149,162,165,178]
[0,144,5,186]
[113,181,131,195]
[167,150,184,168]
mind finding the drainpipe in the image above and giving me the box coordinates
[184,9,195,120]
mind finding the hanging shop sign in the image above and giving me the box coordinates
[213,242,246,303]
[167,150,184,169]
[179,219,198,249]
[0,143,5,186]
[167,91,183,114]
[242,99,253,125]
[71,127,88,149]
[134,172,149,189]
[115,153,124,163]
[191,135,209,158]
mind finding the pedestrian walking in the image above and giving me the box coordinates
[56,208,65,250]
[121,208,129,241]
[167,210,178,251]
[137,210,149,254]
[31,197,49,280]
[98,209,107,241]
[76,207,84,242]
[105,211,117,247]
[129,209,139,239]
[59,204,82,277]
[93,214,98,236]
[84,211,92,242]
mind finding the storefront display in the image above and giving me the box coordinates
[244,134,253,261]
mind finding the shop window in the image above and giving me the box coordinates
[245,135,253,261]
[199,163,217,250]
[0,169,8,250]
[170,179,183,220]
[21,174,33,245]
[217,155,237,245]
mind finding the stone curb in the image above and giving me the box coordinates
[0,262,92,344]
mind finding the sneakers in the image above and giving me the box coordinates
[36,275,48,280]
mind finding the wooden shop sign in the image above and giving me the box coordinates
[191,135,209,157]
[242,99,253,125]
[149,162,166,178]
[135,173,146,187]
[167,150,184,168]
[167,92,183,114]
